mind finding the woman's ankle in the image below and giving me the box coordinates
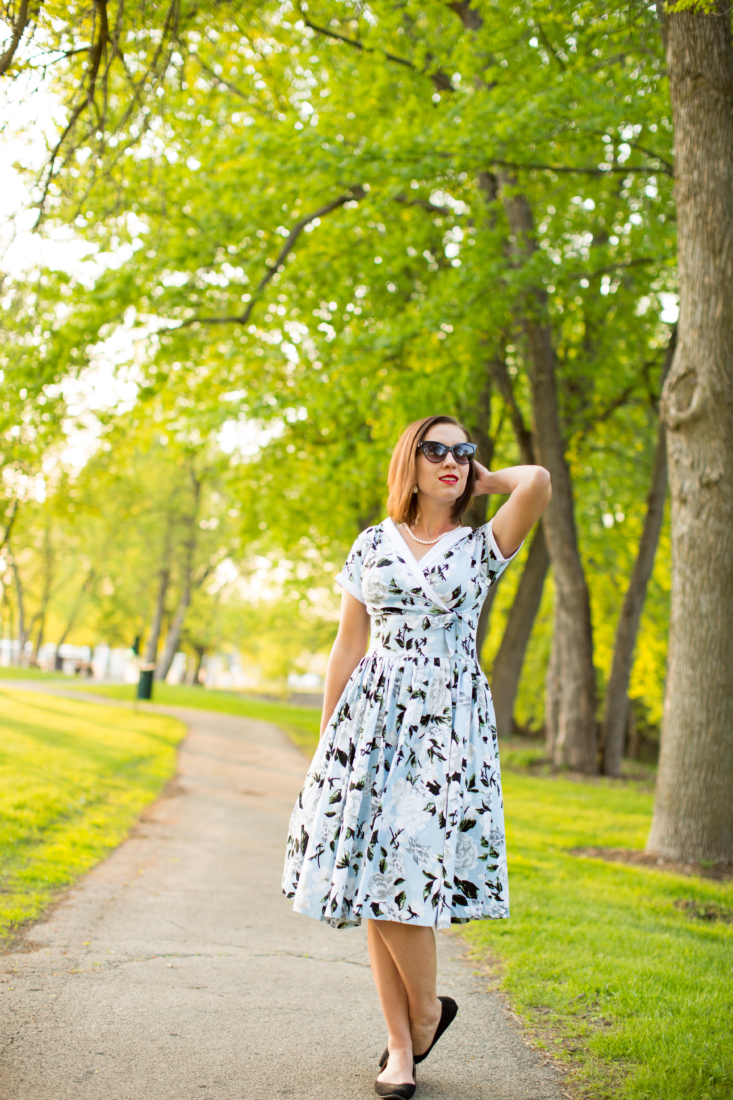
[409,997,441,1031]
[385,1040,413,1057]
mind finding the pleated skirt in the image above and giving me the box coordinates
[282,650,509,929]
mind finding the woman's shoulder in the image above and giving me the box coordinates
[347,519,388,555]
[358,517,390,537]
[356,520,388,551]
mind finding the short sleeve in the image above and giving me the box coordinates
[336,531,367,604]
[483,519,523,587]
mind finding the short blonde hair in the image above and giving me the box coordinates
[386,415,477,526]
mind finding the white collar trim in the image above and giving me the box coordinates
[383,518,471,610]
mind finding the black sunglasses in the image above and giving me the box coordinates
[417,440,477,465]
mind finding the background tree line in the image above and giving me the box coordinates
[1,0,731,863]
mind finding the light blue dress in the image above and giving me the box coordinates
[282,517,520,929]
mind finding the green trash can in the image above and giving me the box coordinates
[137,664,156,700]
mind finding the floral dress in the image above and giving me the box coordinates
[282,517,520,930]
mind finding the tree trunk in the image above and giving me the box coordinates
[544,604,562,760]
[488,355,551,736]
[602,335,675,775]
[156,470,202,681]
[2,587,13,664]
[190,645,207,686]
[33,520,54,663]
[463,363,493,531]
[463,356,498,659]
[648,5,733,862]
[0,499,19,554]
[156,582,193,681]
[499,181,598,772]
[452,9,594,769]
[489,357,535,467]
[627,701,639,762]
[9,551,27,665]
[144,565,170,667]
[491,524,550,737]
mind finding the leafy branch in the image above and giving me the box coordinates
[394,192,454,216]
[35,0,111,225]
[180,186,366,328]
[491,158,672,178]
[0,498,19,554]
[566,257,657,281]
[34,0,182,224]
[0,0,41,77]
[300,14,414,70]
[300,9,454,91]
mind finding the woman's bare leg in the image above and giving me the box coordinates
[367,921,413,1082]
[368,920,442,1084]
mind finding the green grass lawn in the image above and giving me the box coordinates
[0,670,322,749]
[0,687,185,943]
[462,759,733,1100]
[0,665,70,680]
[71,679,323,753]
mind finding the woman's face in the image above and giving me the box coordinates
[414,423,471,508]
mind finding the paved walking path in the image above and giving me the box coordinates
[0,685,563,1100]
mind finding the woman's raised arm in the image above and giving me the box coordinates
[472,463,552,559]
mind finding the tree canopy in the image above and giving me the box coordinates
[1,0,678,749]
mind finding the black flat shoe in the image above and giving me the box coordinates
[374,1060,416,1099]
[378,996,458,1068]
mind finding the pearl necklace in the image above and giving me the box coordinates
[404,524,459,546]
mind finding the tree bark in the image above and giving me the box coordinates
[491,524,550,737]
[602,334,675,775]
[144,564,170,667]
[0,499,19,554]
[463,361,494,532]
[499,180,598,772]
[489,357,535,467]
[156,582,191,681]
[1,583,13,662]
[648,5,733,862]
[464,357,497,659]
[156,469,203,681]
[189,645,207,686]
[9,550,27,665]
[486,354,551,733]
[544,604,562,760]
[33,520,54,663]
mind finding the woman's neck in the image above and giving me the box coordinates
[407,504,458,539]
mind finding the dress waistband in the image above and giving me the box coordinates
[368,644,478,663]
[369,609,478,661]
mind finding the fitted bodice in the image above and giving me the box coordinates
[336,517,519,665]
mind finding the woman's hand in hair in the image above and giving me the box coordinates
[471,461,529,498]
[470,461,495,496]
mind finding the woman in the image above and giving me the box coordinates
[283,414,551,1098]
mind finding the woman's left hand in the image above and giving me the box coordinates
[471,461,495,496]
